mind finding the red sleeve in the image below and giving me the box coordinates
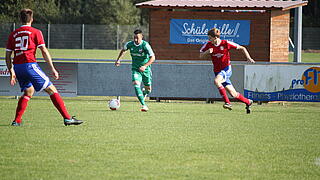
[200,42,210,52]
[6,32,14,51]
[35,30,45,47]
[226,40,239,50]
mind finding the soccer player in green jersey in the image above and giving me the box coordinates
[115,29,155,112]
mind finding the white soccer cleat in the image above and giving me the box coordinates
[223,103,232,111]
[141,105,149,112]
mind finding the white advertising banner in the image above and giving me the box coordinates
[0,61,77,97]
[244,65,320,102]
[0,60,10,77]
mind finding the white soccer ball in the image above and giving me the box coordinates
[108,99,120,110]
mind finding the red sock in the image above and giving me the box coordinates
[50,93,71,119]
[236,93,250,105]
[15,95,31,123]
[218,86,230,104]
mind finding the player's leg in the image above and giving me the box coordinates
[12,86,34,126]
[44,85,83,125]
[142,70,152,100]
[214,73,231,110]
[143,86,151,100]
[225,85,253,114]
[132,70,147,111]
[11,64,34,126]
[28,62,82,125]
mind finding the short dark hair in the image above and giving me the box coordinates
[20,8,33,23]
[208,28,220,38]
[134,29,142,35]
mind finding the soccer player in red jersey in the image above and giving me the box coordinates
[5,9,83,126]
[200,28,255,113]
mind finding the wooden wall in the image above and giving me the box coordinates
[270,10,290,62]
[149,9,290,62]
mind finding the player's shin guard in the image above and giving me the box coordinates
[236,92,250,105]
[14,95,31,123]
[218,86,230,104]
[134,84,145,105]
[50,93,71,119]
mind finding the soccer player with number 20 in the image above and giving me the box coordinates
[5,9,83,126]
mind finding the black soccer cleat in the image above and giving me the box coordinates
[64,116,83,126]
[11,121,21,126]
[246,100,253,114]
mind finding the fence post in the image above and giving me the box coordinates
[47,24,50,49]
[13,22,16,31]
[293,7,302,63]
[82,24,85,49]
[116,24,119,50]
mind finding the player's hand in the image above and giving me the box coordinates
[247,58,255,63]
[115,60,121,66]
[52,68,59,80]
[208,48,213,54]
[10,74,16,86]
[139,65,146,72]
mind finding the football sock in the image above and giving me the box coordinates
[14,95,31,123]
[236,93,250,105]
[218,86,230,104]
[134,85,145,105]
[50,93,71,119]
[143,89,151,96]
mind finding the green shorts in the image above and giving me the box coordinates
[132,68,152,86]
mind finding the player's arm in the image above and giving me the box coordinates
[5,50,16,86]
[115,49,127,66]
[139,43,155,72]
[200,48,213,59]
[237,46,255,63]
[199,42,213,60]
[140,55,155,72]
[39,46,59,80]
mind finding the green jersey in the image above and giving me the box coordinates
[124,40,154,70]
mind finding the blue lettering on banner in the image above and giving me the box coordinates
[170,19,251,45]
[244,67,320,102]
[244,89,320,102]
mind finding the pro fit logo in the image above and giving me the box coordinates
[291,67,320,93]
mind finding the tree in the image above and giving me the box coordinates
[0,0,60,23]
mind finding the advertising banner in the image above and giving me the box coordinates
[244,65,320,102]
[0,61,10,77]
[0,61,77,97]
[170,19,251,45]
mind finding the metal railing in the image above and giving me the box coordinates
[0,23,148,50]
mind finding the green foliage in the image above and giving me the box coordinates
[0,0,60,23]
[0,97,320,179]
[0,0,143,25]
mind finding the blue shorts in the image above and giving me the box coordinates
[214,65,232,87]
[14,62,52,92]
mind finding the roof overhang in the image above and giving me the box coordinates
[136,0,308,11]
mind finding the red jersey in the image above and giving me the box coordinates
[200,40,239,72]
[6,25,45,64]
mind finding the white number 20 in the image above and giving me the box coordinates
[15,36,29,51]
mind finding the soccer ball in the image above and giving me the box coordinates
[108,99,120,110]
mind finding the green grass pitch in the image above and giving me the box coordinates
[1,48,320,63]
[1,97,320,179]
[0,48,320,178]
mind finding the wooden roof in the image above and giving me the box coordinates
[136,0,308,11]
